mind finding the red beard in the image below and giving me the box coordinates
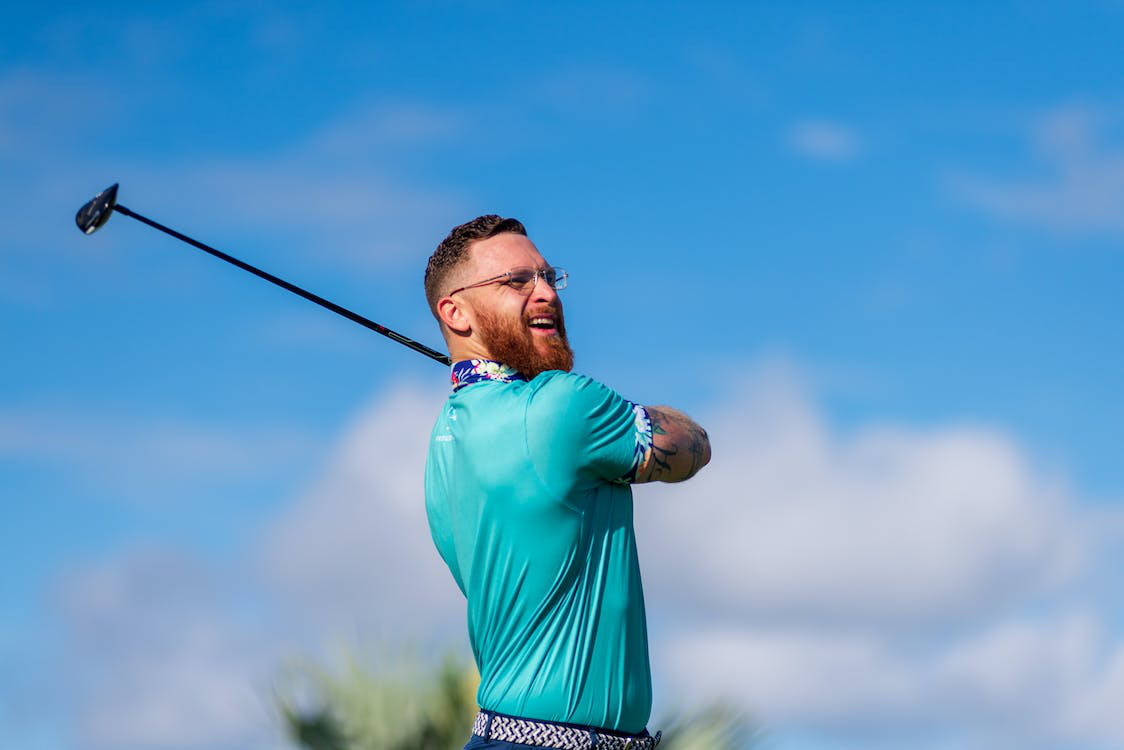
[475,307,574,378]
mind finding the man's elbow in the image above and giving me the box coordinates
[693,429,712,477]
[635,406,712,484]
[678,425,711,482]
[657,423,710,483]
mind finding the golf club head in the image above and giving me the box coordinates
[75,183,119,235]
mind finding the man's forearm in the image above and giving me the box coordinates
[635,406,711,483]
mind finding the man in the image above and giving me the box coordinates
[423,215,711,750]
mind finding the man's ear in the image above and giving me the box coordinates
[437,295,472,334]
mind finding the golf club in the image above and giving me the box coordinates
[75,183,451,366]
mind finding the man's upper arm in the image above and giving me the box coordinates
[631,405,711,484]
[526,373,652,487]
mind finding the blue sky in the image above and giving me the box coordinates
[2,3,1123,749]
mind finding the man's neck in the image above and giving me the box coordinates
[446,338,493,364]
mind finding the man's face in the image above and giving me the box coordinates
[460,233,573,377]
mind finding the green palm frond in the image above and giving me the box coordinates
[275,647,760,750]
[657,703,761,750]
[275,646,478,750]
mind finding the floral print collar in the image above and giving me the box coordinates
[451,359,528,391]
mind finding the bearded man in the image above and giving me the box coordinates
[423,215,711,750]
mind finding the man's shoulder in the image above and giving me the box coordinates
[525,371,645,482]
[527,370,620,405]
[525,371,635,434]
[528,369,612,392]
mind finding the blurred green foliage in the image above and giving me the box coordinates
[275,648,758,750]
[657,703,763,750]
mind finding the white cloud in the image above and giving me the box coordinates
[661,626,918,726]
[48,384,458,750]
[633,362,1124,748]
[933,614,1102,724]
[53,548,279,750]
[637,363,1083,629]
[1063,641,1124,744]
[952,104,1124,235]
[257,382,464,639]
[788,120,861,161]
[660,613,1124,748]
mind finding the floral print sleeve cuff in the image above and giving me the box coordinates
[618,400,654,484]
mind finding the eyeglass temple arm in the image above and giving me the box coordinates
[447,271,511,297]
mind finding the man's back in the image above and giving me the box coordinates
[424,367,653,733]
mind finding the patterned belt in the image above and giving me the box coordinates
[472,710,661,750]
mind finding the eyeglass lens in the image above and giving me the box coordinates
[509,267,564,290]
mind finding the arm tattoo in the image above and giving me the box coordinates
[639,406,710,482]
[644,409,676,479]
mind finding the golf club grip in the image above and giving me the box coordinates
[112,203,452,366]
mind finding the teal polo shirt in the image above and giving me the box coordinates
[424,362,654,733]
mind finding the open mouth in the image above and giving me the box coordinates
[527,315,558,335]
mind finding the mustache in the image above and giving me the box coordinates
[523,306,565,328]
[524,305,563,318]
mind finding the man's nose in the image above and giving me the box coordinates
[530,272,559,303]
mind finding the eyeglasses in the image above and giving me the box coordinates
[448,266,568,296]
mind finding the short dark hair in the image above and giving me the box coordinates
[424,214,527,317]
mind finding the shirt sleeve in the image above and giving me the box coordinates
[526,372,654,488]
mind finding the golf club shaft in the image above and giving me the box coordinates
[112,203,452,366]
